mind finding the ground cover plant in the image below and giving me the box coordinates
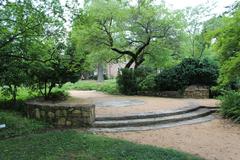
[0,110,48,139]
[0,130,203,160]
[220,91,240,123]
[63,80,119,95]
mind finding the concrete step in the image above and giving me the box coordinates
[90,115,215,132]
[93,108,216,128]
[96,106,218,121]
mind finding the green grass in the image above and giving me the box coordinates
[0,110,49,139]
[0,87,38,101]
[0,130,203,160]
[62,79,119,95]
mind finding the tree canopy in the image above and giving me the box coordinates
[71,0,184,69]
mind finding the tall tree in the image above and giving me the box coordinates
[207,1,240,87]
[71,0,183,69]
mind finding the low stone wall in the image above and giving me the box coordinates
[184,85,209,99]
[25,101,95,127]
[137,91,183,98]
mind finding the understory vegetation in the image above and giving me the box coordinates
[0,110,48,139]
[117,58,219,95]
[220,91,240,123]
[0,130,203,160]
[63,80,119,95]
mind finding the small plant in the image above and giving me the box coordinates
[45,88,69,101]
[220,91,240,123]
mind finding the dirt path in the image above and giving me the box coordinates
[68,90,219,117]
[102,117,240,160]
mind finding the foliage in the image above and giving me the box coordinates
[220,91,240,123]
[46,88,69,101]
[0,130,203,160]
[155,68,184,91]
[0,110,48,139]
[138,74,156,91]
[63,80,119,95]
[117,69,138,95]
[207,3,240,87]
[155,58,219,91]
[71,0,184,69]
[0,87,38,102]
[0,0,83,101]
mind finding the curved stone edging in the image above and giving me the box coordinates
[25,101,95,127]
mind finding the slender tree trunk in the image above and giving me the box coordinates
[125,58,134,68]
[97,63,104,82]
[12,85,17,105]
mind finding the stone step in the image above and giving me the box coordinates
[90,115,215,132]
[93,108,216,128]
[96,106,218,121]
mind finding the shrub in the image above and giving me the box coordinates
[155,68,185,91]
[155,58,219,91]
[46,88,69,101]
[117,67,155,94]
[138,74,156,91]
[117,69,138,95]
[220,91,240,123]
[179,58,219,86]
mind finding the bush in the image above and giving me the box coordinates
[117,69,138,95]
[155,58,219,91]
[138,74,156,91]
[155,68,184,91]
[220,91,240,123]
[46,88,69,101]
[117,67,155,94]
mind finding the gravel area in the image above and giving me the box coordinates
[68,90,219,117]
[102,118,240,160]
[69,90,240,160]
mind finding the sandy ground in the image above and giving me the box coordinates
[69,90,219,117]
[102,118,240,160]
[69,90,240,160]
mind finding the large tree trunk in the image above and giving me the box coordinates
[97,63,104,82]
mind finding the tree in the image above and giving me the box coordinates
[183,3,215,59]
[71,0,183,69]
[0,0,82,101]
[207,1,240,88]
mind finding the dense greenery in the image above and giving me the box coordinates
[156,58,219,91]
[0,130,203,160]
[71,0,184,70]
[117,58,218,94]
[0,110,48,139]
[220,91,240,123]
[207,2,240,89]
[63,80,119,95]
[0,0,82,101]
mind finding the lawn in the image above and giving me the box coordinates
[62,79,119,95]
[0,130,202,160]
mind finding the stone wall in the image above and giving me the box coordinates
[25,102,95,127]
[184,85,209,99]
[137,91,183,98]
